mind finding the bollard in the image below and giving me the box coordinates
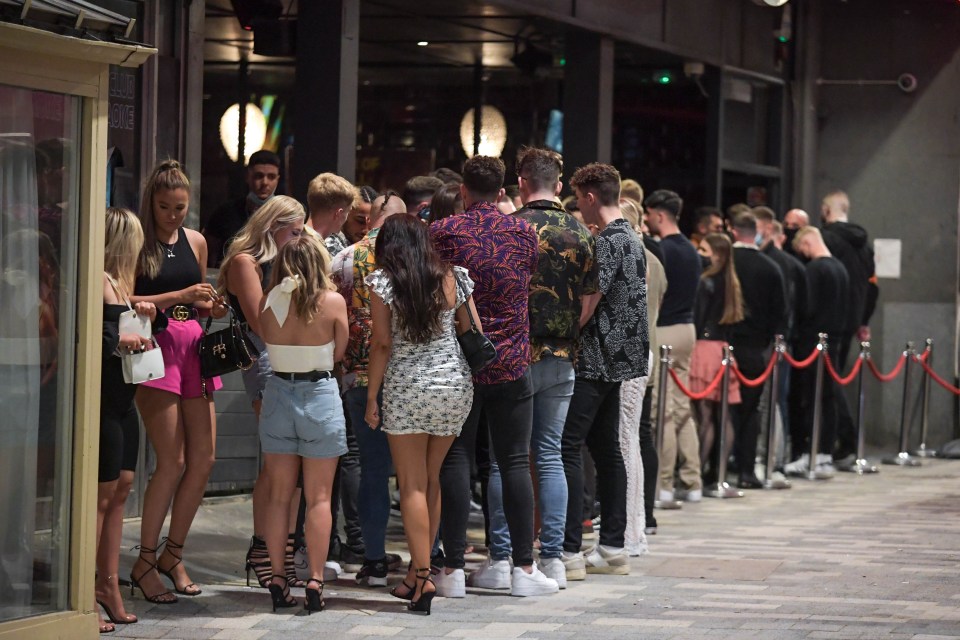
[705,345,744,498]
[805,334,831,480]
[846,341,879,474]
[913,339,937,458]
[654,345,682,510]
[764,336,790,489]
[883,342,922,467]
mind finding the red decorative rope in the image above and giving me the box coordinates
[784,347,820,369]
[668,363,727,400]
[918,348,931,363]
[823,352,864,386]
[867,353,907,382]
[732,352,779,388]
[914,354,960,395]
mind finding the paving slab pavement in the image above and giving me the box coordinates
[111,458,960,639]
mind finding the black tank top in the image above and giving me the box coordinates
[229,261,273,325]
[134,230,202,299]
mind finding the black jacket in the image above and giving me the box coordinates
[822,221,878,332]
[693,275,729,341]
[762,244,807,342]
[730,246,788,348]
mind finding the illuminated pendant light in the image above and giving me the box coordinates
[219,102,268,163]
[459,105,507,158]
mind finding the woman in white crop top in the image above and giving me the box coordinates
[257,234,348,614]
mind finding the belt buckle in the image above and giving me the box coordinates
[171,306,190,321]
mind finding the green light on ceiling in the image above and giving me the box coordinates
[560,57,566,66]
[656,72,673,85]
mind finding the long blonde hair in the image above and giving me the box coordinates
[217,195,306,293]
[701,233,745,325]
[137,159,191,279]
[105,207,144,297]
[267,234,334,324]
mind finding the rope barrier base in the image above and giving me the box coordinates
[836,457,879,475]
[911,444,938,458]
[703,481,744,499]
[881,451,922,467]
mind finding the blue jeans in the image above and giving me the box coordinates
[487,356,574,560]
[343,386,393,561]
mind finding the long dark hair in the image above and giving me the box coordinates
[701,233,744,325]
[374,214,449,343]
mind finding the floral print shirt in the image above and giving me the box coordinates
[578,219,650,382]
[516,200,599,363]
[430,201,539,385]
[330,227,379,389]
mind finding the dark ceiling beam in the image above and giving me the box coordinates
[363,0,522,40]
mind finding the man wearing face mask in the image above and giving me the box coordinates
[204,150,282,267]
[782,208,810,259]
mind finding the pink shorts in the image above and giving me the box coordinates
[140,318,222,398]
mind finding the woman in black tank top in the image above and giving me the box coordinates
[129,160,227,605]
[217,196,306,589]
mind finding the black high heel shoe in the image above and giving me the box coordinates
[245,535,271,588]
[407,568,435,615]
[157,538,201,596]
[268,575,298,612]
[284,534,305,588]
[129,545,177,605]
[390,561,415,600]
[304,578,324,614]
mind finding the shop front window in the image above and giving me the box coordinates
[0,83,80,622]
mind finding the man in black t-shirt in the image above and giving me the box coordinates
[785,226,849,478]
[643,189,702,503]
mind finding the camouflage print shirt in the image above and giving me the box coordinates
[515,200,599,363]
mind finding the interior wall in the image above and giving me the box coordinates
[814,0,960,450]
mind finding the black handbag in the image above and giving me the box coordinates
[454,271,497,373]
[198,304,259,397]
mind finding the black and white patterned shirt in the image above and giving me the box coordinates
[577,219,650,382]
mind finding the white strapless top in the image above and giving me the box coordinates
[266,341,335,373]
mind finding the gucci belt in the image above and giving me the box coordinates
[165,305,197,321]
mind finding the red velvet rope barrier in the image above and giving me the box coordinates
[823,352,864,386]
[914,354,960,395]
[668,363,727,400]
[783,346,820,369]
[867,353,907,382]
[732,351,779,388]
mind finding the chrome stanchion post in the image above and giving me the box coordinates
[806,333,830,480]
[705,345,744,498]
[764,335,790,489]
[913,339,937,458]
[848,341,879,474]
[883,342,922,467]
[654,345,682,510]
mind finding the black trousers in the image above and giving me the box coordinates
[561,378,626,552]
[732,343,769,476]
[833,332,858,457]
[638,384,658,528]
[440,370,535,568]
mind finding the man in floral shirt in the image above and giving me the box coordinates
[561,163,649,580]
[471,147,597,592]
[430,155,558,597]
[330,192,406,585]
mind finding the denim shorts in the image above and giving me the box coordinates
[259,376,347,459]
[240,332,272,404]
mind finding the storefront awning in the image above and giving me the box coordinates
[0,0,139,42]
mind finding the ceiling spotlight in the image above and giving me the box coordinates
[752,0,790,5]
[417,41,429,47]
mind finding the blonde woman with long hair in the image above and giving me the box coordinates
[97,208,166,632]
[690,233,744,486]
[130,160,227,604]
[218,195,306,589]
[257,234,348,613]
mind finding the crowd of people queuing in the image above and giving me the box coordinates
[95,145,876,631]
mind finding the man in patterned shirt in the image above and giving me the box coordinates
[330,192,407,586]
[430,155,558,597]
[470,147,597,592]
[305,172,358,257]
[561,163,649,579]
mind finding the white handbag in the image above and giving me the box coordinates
[113,279,166,384]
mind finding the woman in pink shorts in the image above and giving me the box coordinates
[130,160,227,604]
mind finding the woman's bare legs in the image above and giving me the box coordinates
[96,470,137,624]
[301,457,339,581]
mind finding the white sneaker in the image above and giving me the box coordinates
[510,565,559,597]
[433,568,466,598]
[294,545,341,582]
[323,560,341,582]
[467,558,511,590]
[561,551,586,581]
[815,454,836,478]
[584,545,630,575]
[539,557,567,589]
[784,453,810,477]
[658,489,675,502]
[676,488,702,503]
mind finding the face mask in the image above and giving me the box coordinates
[784,227,798,246]
[247,191,272,210]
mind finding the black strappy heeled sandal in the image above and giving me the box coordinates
[304,578,325,614]
[390,561,415,600]
[129,545,178,605]
[408,568,436,615]
[245,535,272,588]
[157,538,201,596]
[284,534,306,588]
[268,574,298,612]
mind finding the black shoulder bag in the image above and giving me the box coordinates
[453,272,497,373]
[198,304,259,397]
